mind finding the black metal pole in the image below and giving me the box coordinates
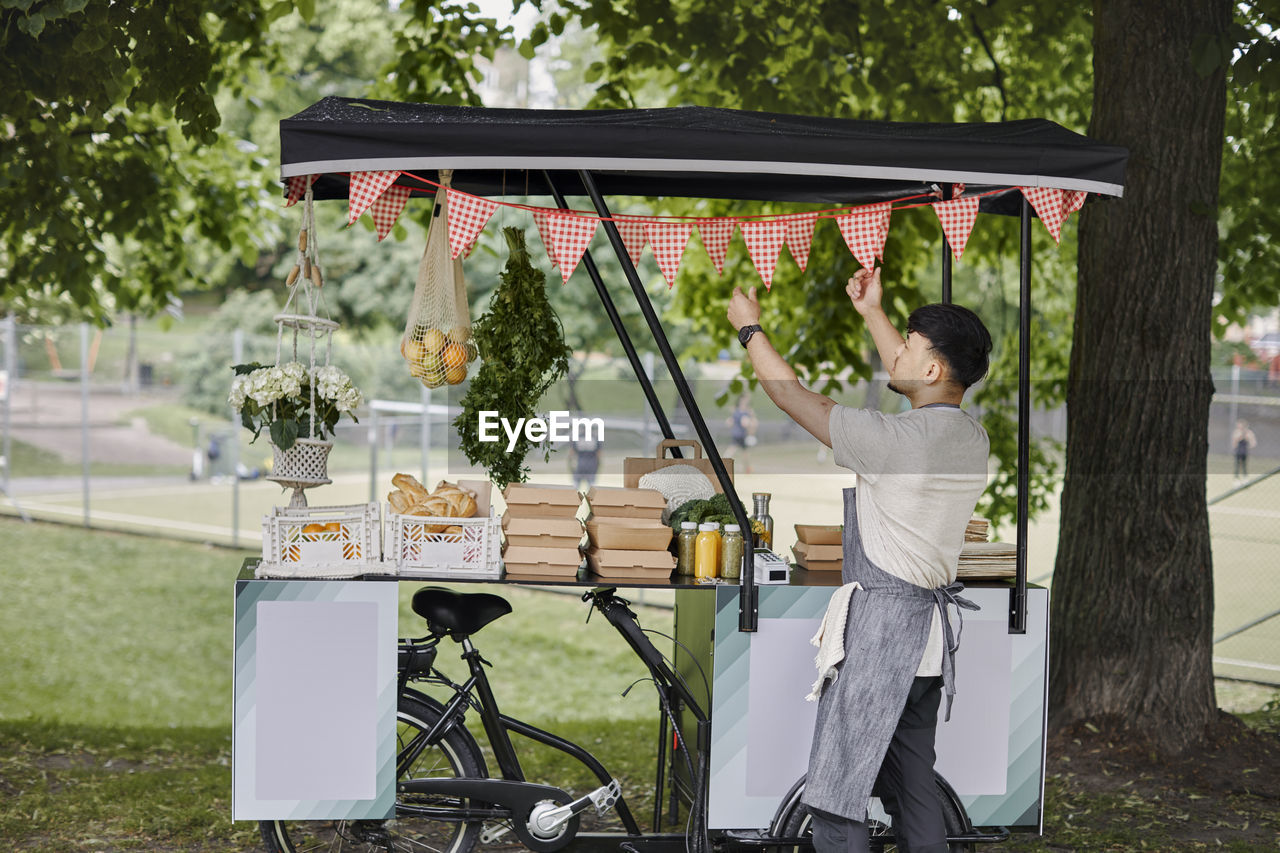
[941,183,953,304]
[1011,197,1031,634]
[577,169,758,632]
[542,172,680,447]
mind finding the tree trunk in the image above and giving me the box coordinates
[1049,0,1229,753]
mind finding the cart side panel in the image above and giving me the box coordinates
[232,579,398,821]
[705,584,1048,830]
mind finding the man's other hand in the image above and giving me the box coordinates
[847,266,883,316]
[727,286,762,331]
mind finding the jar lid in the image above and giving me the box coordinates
[681,521,698,530]
[752,492,771,498]
[698,522,719,532]
[724,524,741,533]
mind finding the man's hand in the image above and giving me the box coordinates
[846,266,883,317]
[727,286,761,331]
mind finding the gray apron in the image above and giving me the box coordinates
[801,487,978,820]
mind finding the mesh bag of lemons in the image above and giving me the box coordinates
[400,174,478,388]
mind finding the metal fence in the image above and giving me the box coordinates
[2,316,1278,683]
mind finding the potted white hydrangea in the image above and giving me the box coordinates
[229,360,363,481]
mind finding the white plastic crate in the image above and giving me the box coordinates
[258,502,382,578]
[387,506,501,579]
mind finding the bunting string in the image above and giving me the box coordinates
[305,169,1091,287]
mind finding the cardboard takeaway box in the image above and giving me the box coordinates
[585,517,673,551]
[502,483,583,518]
[585,486,666,520]
[503,516,584,549]
[792,541,843,572]
[794,524,843,546]
[585,546,676,581]
[502,545,583,579]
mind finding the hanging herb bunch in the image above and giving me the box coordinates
[454,227,573,490]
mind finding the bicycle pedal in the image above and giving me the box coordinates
[589,779,623,817]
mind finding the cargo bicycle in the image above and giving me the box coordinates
[258,585,1001,853]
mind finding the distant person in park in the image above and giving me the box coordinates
[726,392,758,473]
[728,265,991,853]
[569,434,600,491]
[1232,419,1257,482]
[206,435,222,479]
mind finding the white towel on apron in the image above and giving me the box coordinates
[806,581,861,701]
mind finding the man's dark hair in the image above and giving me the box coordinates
[906,303,993,389]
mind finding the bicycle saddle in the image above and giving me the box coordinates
[412,586,512,637]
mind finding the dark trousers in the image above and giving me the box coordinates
[809,675,947,853]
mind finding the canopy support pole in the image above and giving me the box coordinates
[1011,197,1031,634]
[578,169,758,632]
[941,183,953,304]
[542,172,681,448]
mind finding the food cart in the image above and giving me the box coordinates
[232,97,1127,850]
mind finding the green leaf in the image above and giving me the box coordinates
[270,418,299,451]
[295,0,316,23]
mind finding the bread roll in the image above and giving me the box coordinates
[443,525,463,535]
[388,490,412,514]
[442,490,477,518]
[392,473,431,502]
[410,495,451,518]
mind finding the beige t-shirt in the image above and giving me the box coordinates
[828,403,989,676]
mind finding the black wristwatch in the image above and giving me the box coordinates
[738,324,764,348]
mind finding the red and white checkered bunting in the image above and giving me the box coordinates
[644,221,694,288]
[531,210,559,268]
[348,170,402,226]
[836,202,892,269]
[447,190,498,259]
[544,211,599,284]
[697,218,738,275]
[1020,187,1069,242]
[783,213,819,272]
[615,218,648,267]
[285,174,317,207]
[740,219,788,289]
[370,184,413,241]
[1062,189,1087,218]
[932,195,981,260]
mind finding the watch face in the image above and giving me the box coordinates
[739,325,757,346]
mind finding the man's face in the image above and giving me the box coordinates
[887,330,941,396]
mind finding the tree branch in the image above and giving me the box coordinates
[968,13,1008,121]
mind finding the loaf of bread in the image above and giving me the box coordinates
[388,473,481,524]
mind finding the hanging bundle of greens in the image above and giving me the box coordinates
[454,227,573,490]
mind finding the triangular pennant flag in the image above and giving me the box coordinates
[348,170,401,226]
[545,211,599,284]
[1062,189,1087,219]
[447,190,499,259]
[644,221,694,288]
[876,206,892,258]
[836,202,891,269]
[697,218,738,276]
[932,195,981,260]
[285,174,316,207]
[739,219,788,289]
[1020,187,1067,242]
[370,184,413,241]
[532,209,560,268]
[615,218,648,267]
[783,213,819,272]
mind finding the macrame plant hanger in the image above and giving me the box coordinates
[268,186,340,507]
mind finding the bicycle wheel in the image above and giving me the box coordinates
[259,691,488,853]
[771,773,974,853]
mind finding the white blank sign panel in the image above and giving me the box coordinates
[255,600,378,801]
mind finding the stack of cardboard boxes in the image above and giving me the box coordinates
[583,486,674,581]
[501,483,585,580]
[791,524,843,573]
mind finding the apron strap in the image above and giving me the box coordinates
[932,582,980,722]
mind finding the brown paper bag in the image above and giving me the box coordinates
[623,439,734,494]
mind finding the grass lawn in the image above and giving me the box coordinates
[0,517,669,850]
[2,518,1278,851]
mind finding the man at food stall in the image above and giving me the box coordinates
[727,267,991,853]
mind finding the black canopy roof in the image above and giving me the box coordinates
[280,97,1127,212]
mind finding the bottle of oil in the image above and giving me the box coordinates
[752,492,774,550]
